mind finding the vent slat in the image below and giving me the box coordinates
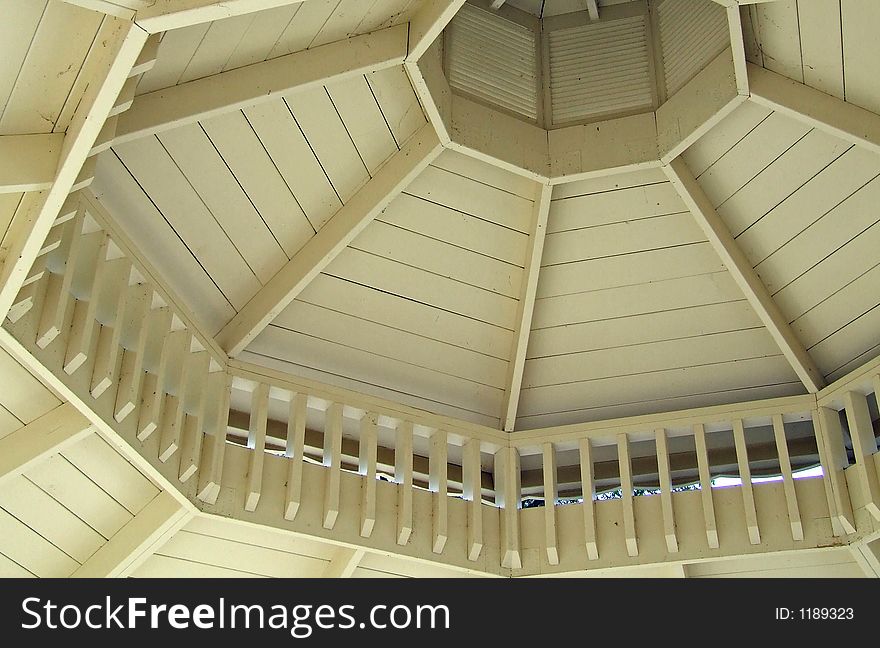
[658,0,730,96]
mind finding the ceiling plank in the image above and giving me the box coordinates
[71,491,192,577]
[663,157,825,394]
[114,25,407,145]
[0,17,148,323]
[0,404,92,485]
[501,182,551,431]
[586,0,599,21]
[217,122,443,357]
[747,63,880,157]
[0,134,64,194]
[134,0,308,33]
[409,0,467,61]
[725,3,749,94]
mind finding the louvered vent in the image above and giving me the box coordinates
[658,0,729,96]
[445,4,539,121]
[547,15,653,125]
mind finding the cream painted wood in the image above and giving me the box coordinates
[430,428,449,554]
[842,391,880,521]
[814,407,856,535]
[408,38,451,145]
[664,157,824,393]
[409,0,467,61]
[323,402,344,530]
[496,445,522,569]
[217,122,442,356]
[130,33,161,78]
[771,413,803,541]
[158,335,194,463]
[283,393,308,521]
[176,353,210,482]
[810,408,845,537]
[90,262,131,399]
[395,420,414,544]
[463,437,483,561]
[578,437,598,560]
[134,0,309,32]
[36,212,84,348]
[196,373,232,504]
[245,383,269,512]
[137,325,179,442]
[748,63,880,157]
[323,547,366,578]
[726,4,749,94]
[0,134,64,193]
[617,433,638,557]
[542,442,559,565]
[693,423,719,548]
[72,491,190,578]
[0,404,91,484]
[503,183,550,430]
[114,296,159,423]
[732,419,760,544]
[359,412,379,538]
[655,428,678,553]
[0,17,147,323]
[115,26,407,145]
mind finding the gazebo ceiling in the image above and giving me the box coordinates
[78,0,880,432]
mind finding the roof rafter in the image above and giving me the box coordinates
[0,134,65,194]
[217,122,443,357]
[663,157,825,394]
[114,25,408,146]
[501,183,551,431]
[71,491,191,577]
[747,63,880,157]
[0,16,148,322]
[408,0,467,62]
[134,0,308,33]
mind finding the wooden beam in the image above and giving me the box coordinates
[0,404,92,484]
[732,419,760,545]
[579,438,598,560]
[359,412,378,538]
[196,373,232,504]
[322,547,365,578]
[134,0,308,33]
[244,383,269,512]
[618,433,638,557]
[407,35,452,145]
[814,407,856,535]
[408,0,467,61]
[429,429,449,554]
[115,26,407,145]
[726,4,749,94]
[490,0,507,8]
[496,445,522,569]
[771,414,803,541]
[842,392,880,521]
[395,421,414,545]
[0,17,147,322]
[542,442,559,565]
[217,123,442,356]
[463,438,483,561]
[664,157,825,393]
[71,491,190,578]
[655,428,678,553]
[283,393,308,520]
[0,135,64,194]
[323,403,344,529]
[501,183,551,431]
[748,63,880,157]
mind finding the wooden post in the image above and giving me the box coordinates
[579,437,599,560]
[323,402,344,530]
[463,438,483,561]
[618,433,638,557]
[36,211,84,348]
[771,414,803,541]
[196,372,231,504]
[358,412,378,538]
[693,423,719,548]
[90,261,133,398]
[815,407,856,534]
[395,421,414,545]
[429,429,449,554]
[283,393,308,521]
[842,391,880,521]
[64,233,110,374]
[542,441,559,565]
[655,428,679,553]
[496,446,522,569]
[733,419,760,545]
[244,382,269,512]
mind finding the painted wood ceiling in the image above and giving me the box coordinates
[69,0,880,430]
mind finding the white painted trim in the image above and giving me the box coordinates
[134,0,308,33]
[408,0,467,62]
[0,135,65,194]
[323,547,366,578]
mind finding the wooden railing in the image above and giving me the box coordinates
[4,202,880,574]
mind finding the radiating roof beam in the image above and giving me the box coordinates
[0,134,64,194]
[409,0,467,61]
[115,25,407,145]
[217,123,443,357]
[664,158,825,394]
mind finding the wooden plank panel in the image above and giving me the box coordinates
[62,433,158,515]
[25,453,132,539]
[735,146,880,266]
[841,0,880,115]
[798,0,845,99]
[536,243,726,300]
[325,247,518,328]
[810,304,880,379]
[381,193,528,266]
[199,110,314,258]
[432,148,538,200]
[0,2,102,134]
[112,137,261,310]
[548,182,685,234]
[177,13,256,84]
[366,65,427,148]
[681,100,772,177]
[221,3,305,70]
[244,98,342,231]
[157,123,288,283]
[717,129,851,237]
[0,551,34,577]
[135,24,211,94]
[0,507,78,577]
[754,0,803,82]
[249,326,503,417]
[523,327,781,388]
[0,404,22,442]
[134,553,267,578]
[0,475,104,564]
[92,154,235,334]
[284,87,370,203]
[296,273,512,360]
[532,270,744,329]
[0,0,47,124]
[272,300,507,387]
[326,75,398,175]
[527,300,761,358]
